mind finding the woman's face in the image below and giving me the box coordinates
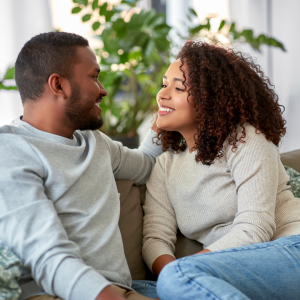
[156,60,197,135]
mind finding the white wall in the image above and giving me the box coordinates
[0,0,53,126]
[229,0,300,153]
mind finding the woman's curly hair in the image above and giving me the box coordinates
[155,40,286,165]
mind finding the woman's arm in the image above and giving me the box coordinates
[142,156,178,274]
[207,126,279,251]
[152,249,211,277]
[152,255,176,277]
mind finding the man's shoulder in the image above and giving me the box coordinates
[0,124,29,142]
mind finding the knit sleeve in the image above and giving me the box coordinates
[100,129,163,185]
[207,125,279,251]
[142,155,178,271]
[0,136,109,300]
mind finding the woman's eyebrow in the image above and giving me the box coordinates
[163,75,183,82]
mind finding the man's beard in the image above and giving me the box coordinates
[64,81,103,131]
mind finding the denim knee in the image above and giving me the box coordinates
[157,260,182,300]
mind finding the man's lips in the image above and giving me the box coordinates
[95,97,102,104]
[95,99,102,113]
[158,104,175,116]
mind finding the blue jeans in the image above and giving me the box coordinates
[132,280,157,299]
[157,235,300,300]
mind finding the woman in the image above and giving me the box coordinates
[142,40,300,300]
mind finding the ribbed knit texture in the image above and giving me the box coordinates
[0,118,162,300]
[142,123,300,271]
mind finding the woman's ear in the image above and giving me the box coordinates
[48,73,71,99]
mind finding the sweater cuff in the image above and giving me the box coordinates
[139,129,163,158]
[53,257,111,300]
[142,241,175,272]
[206,236,244,252]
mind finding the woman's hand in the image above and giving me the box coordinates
[195,249,211,255]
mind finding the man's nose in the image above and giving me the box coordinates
[99,83,107,97]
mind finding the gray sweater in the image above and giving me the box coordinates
[0,118,162,300]
[142,123,300,270]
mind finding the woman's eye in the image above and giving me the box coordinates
[176,87,184,91]
[161,84,167,88]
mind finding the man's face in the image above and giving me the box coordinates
[64,46,107,131]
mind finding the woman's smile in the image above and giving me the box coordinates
[158,105,175,116]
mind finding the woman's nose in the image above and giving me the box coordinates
[158,89,171,101]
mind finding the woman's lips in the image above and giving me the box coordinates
[158,105,175,116]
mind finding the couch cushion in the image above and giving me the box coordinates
[280,149,300,172]
[117,180,146,280]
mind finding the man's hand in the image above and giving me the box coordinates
[96,286,126,300]
[151,114,159,133]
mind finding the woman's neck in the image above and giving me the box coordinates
[181,130,197,153]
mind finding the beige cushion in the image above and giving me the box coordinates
[117,180,146,280]
[280,149,300,172]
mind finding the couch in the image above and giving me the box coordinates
[116,149,300,281]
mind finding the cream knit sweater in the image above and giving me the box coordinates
[142,123,300,270]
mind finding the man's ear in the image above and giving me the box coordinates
[48,73,71,99]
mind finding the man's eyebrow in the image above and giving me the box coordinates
[94,67,100,73]
[163,75,183,82]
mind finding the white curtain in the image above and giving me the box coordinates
[0,0,53,126]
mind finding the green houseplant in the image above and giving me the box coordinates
[0,67,17,91]
[72,0,171,143]
[71,0,285,145]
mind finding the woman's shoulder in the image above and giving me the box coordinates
[156,148,189,170]
[224,122,279,159]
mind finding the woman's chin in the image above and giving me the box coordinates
[156,121,169,131]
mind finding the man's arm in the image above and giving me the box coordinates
[101,129,163,185]
[0,137,111,300]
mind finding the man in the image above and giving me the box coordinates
[0,32,161,300]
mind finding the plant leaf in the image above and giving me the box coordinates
[92,21,101,31]
[188,8,198,17]
[82,14,91,22]
[121,0,138,7]
[218,20,226,30]
[4,66,15,80]
[189,24,207,35]
[99,3,108,16]
[206,19,211,31]
[105,10,116,22]
[0,82,18,90]
[92,0,98,10]
[71,6,82,14]
[73,0,88,6]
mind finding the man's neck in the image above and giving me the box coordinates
[22,100,75,139]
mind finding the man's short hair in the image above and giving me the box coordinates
[15,32,89,103]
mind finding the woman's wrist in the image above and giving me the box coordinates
[152,254,176,277]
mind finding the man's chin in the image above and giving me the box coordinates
[78,117,103,131]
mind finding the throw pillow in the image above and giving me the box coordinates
[0,244,22,300]
[284,166,300,198]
